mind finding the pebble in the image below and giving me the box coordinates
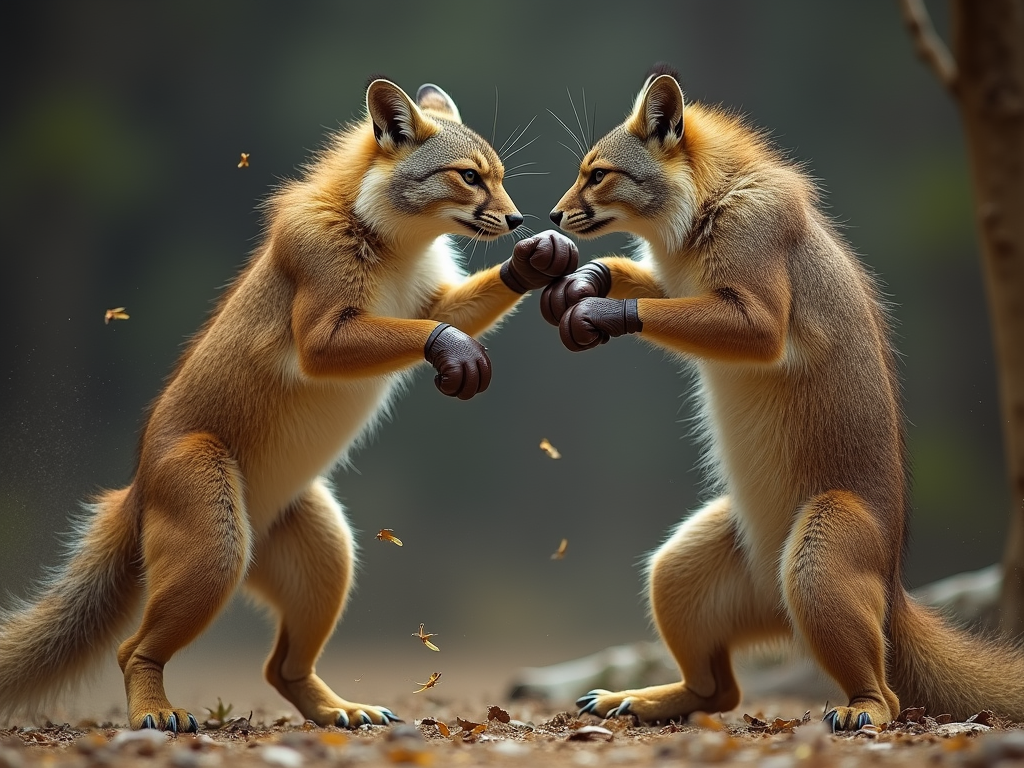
[260,746,304,768]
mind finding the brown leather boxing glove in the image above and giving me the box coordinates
[500,230,580,293]
[540,261,612,326]
[423,323,491,400]
[559,298,643,352]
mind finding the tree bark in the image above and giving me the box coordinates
[948,0,1024,636]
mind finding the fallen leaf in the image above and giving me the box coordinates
[966,710,994,726]
[742,713,769,730]
[376,528,403,547]
[413,672,441,694]
[896,706,926,724]
[539,438,561,459]
[456,718,484,734]
[690,712,725,731]
[435,721,450,737]
[104,307,129,324]
[551,538,568,560]
[385,746,433,765]
[412,623,440,652]
[487,706,510,724]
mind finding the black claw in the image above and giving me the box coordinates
[856,712,872,729]
[823,709,839,733]
[578,700,597,715]
[359,712,372,726]
[167,713,178,734]
[336,711,350,728]
[380,708,402,724]
[187,714,200,733]
[141,715,157,730]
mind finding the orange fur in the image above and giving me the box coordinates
[555,71,1024,728]
[0,79,528,730]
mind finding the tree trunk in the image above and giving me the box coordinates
[948,0,1024,636]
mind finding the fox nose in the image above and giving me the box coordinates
[505,213,524,231]
[549,210,563,225]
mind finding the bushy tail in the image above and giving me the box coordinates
[888,591,1024,720]
[0,487,143,723]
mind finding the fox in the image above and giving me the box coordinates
[542,65,1024,730]
[0,78,578,731]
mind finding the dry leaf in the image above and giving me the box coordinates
[742,713,768,730]
[550,538,568,560]
[376,528,403,546]
[966,710,994,726]
[487,705,510,724]
[567,725,614,742]
[896,706,926,724]
[690,712,724,731]
[385,746,433,765]
[319,732,349,746]
[104,307,129,324]
[412,623,440,652]
[435,721,450,737]
[456,717,484,733]
[539,438,561,459]
[238,153,250,168]
[413,672,441,693]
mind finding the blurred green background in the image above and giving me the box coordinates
[0,0,1005,677]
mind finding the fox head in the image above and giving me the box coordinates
[355,79,523,244]
[550,68,697,253]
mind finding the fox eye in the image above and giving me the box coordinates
[591,169,606,184]
[461,169,478,185]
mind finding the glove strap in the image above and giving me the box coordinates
[624,299,643,334]
[424,323,451,359]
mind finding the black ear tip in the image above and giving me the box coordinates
[645,62,681,84]
[365,73,395,90]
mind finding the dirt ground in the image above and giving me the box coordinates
[4,696,1022,768]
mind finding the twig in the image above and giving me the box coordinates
[900,0,959,95]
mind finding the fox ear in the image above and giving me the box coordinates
[415,83,462,123]
[366,79,436,148]
[629,74,684,146]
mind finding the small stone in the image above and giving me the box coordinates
[260,745,304,768]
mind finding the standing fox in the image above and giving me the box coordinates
[544,65,1024,730]
[0,79,577,731]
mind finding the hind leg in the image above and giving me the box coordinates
[579,497,787,722]
[245,479,398,727]
[782,490,900,731]
[117,434,251,731]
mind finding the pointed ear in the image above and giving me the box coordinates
[628,74,685,146]
[415,83,462,123]
[366,79,436,148]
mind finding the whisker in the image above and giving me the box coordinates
[504,161,538,174]
[549,106,587,159]
[567,88,588,153]
[490,85,499,147]
[504,171,550,178]
[590,102,598,147]
[556,140,583,164]
[581,87,590,146]
[522,213,542,220]
[470,230,482,262]
[502,135,539,162]
[498,124,521,156]
[501,115,538,160]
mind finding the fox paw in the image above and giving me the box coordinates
[824,707,874,733]
[323,704,402,729]
[577,689,635,719]
[135,709,200,733]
